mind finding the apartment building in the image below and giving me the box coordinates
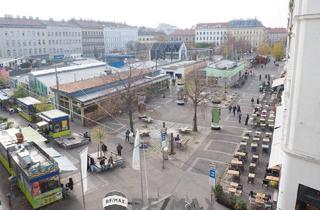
[195,23,228,47]
[270,0,320,209]
[169,29,195,48]
[266,27,287,45]
[70,19,105,58]
[104,26,138,53]
[228,19,266,48]
[0,15,48,59]
[42,19,82,60]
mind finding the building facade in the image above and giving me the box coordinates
[42,19,82,60]
[195,23,228,47]
[150,42,187,61]
[268,0,320,209]
[0,15,48,59]
[138,27,156,44]
[266,27,287,45]
[228,19,266,49]
[104,27,138,53]
[70,19,105,58]
[169,29,195,48]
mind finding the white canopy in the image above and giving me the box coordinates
[268,105,284,168]
[43,147,77,172]
[272,77,285,88]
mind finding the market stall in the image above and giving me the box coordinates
[37,109,71,138]
[16,97,41,122]
[0,128,63,209]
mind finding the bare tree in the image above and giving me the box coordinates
[92,126,106,159]
[116,61,147,133]
[185,68,209,132]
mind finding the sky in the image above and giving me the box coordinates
[1,0,288,28]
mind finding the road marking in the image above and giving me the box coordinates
[186,157,228,174]
[211,133,242,139]
[221,125,246,130]
[206,150,234,156]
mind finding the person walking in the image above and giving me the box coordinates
[257,98,260,104]
[259,74,262,81]
[245,114,249,126]
[101,143,108,157]
[238,113,242,123]
[125,129,130,142]
[237,105,241,115]
[117,143,123,156]
[228,105,232,113]
[232,105,236,116]
[251,97,254,105]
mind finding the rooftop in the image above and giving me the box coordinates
[170,29,195,36]
[138,27,156,36]
[30,61,108,89]
[228,19,264,28]
[0,16,45,28]
[267,27,287,33]
[53,68,154,94]
[196,22,228,29]
[17,96,41,106]
[160,60,199,70]
[41,19,78,28]
[150,42,185,53]
[70,19,128,29]
[205,63,245,78]
[39,109,69,120]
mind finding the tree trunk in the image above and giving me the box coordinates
[193,103,198,132]
[128,108,134,134]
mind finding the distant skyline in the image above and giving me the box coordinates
[1,0,288,28]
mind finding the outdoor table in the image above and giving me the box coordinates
[255,131,262,136]
[269,123,274,128]
[244,130,252,135]
[251,143,258,149]
[250,163,257,168]
[227,170,240,177]
[260,123,266,129]
[260,118,266,122]
[248,173,256,183]
[228,187,237,194]
[252,154,259,161]
[270,165,281,171]
[231,158,243,166]
[253,137,260,142]
[252,113,257,117]
[265,132,273,137]
[234,152,246,159]
[266,176,280,182]
[240,141,247,147]
[262,144,270,150]
[263,138,270,143]
[230,182,239,188]
[243,136,250,141]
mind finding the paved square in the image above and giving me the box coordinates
[206,140,237,154]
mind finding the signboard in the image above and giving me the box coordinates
[211,106,221,129]
[102,192,128,210]
[209,168,216,187]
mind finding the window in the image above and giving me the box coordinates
[42,32,45,36]
[37,32,40,36]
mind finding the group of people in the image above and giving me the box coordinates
[228,104,250,126]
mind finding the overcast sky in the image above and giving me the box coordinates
[1,0,288,28]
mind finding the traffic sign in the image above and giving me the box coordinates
[209,168,216,187]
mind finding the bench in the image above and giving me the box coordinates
[141,117,153,123]
[177,139,189,150]
[178,127,192,134]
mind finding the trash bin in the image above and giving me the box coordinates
[163,147,169,160]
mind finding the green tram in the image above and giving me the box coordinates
[0,127,63,209]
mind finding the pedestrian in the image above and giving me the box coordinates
[245,114,249,125]
[237,105,241,115]
[125,129,130,142]
[259,74,262,81]
[117,143,123,156]
[232,105,236,116]
[238,113,242,123]
[251,97,254,105]
[101,143,108,157]
[265,74,267,79]
[257,98,260,104]
[228,105,232,113]
[66,178,74,191]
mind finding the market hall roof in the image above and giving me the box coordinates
[150,42,185,53]
[52,68,155,94]
[205,63,245,78]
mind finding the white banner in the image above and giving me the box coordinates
[80,147,88,193]
[132,130,140,170]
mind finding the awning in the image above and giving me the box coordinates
[36,121,48,127]
[268,105,284,168]
[272,77,285,88]
[43,147,77,172]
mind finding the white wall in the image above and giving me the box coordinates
[277,0,320,209]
